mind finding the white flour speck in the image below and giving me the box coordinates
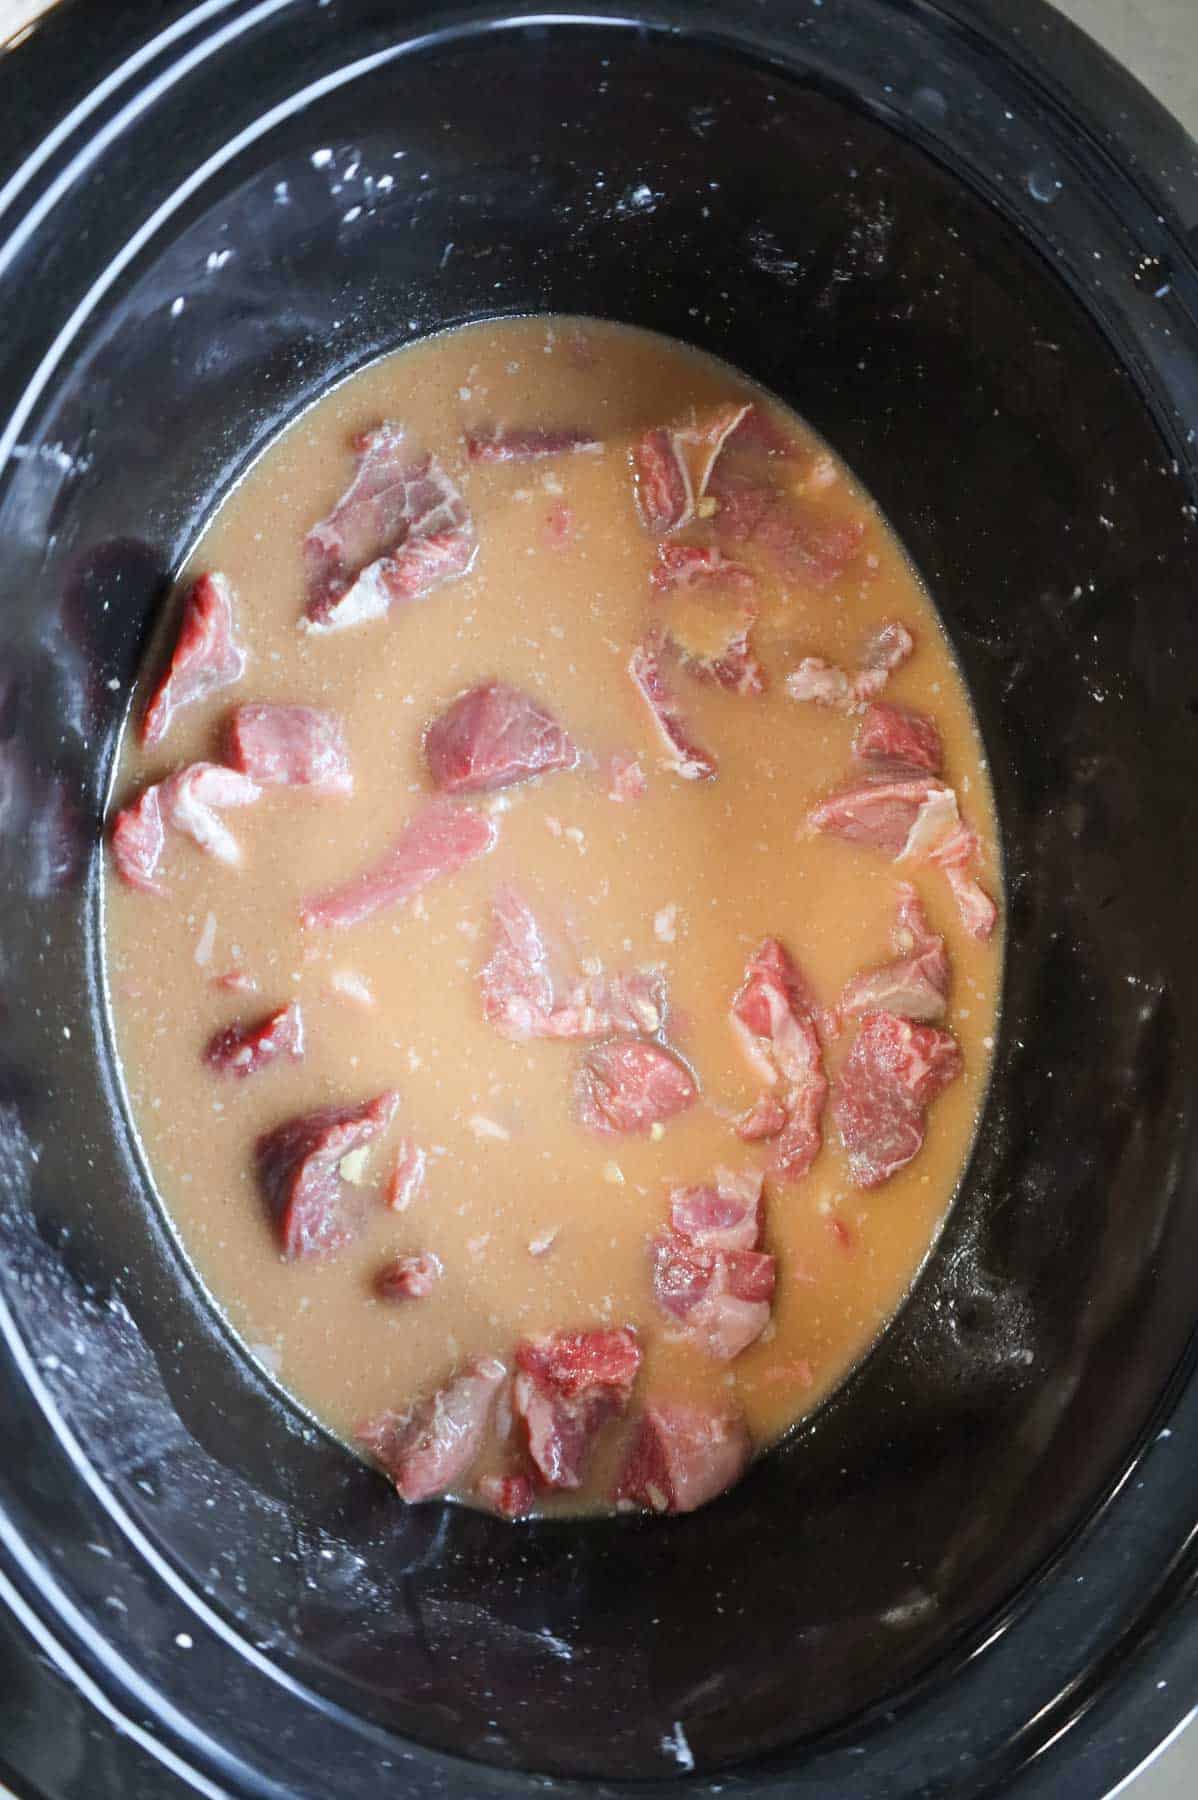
[662,1722,694,1772]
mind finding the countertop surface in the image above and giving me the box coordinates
[0,1,1195,1796]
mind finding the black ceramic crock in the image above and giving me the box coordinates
[1,2,1197,1796]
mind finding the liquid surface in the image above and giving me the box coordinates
[105,316,1001,1516]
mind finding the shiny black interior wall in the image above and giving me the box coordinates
[0,17,1196,1786]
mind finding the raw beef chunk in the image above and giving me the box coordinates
[574,1041,697,1135]
[480,887,664,1042]
[110,785,166,894]
[301,797,496,929]
[616,1401,752,1513]
[112,763,260,889]
[465,424,600,461]
[387,1139,427,1211]
[839,886,949,1023]
[731,938,828,1182]
[376,1252,442,1301]
[809,777,996,940]
[652,1167,774,1360]
[226,704,352,795]
[832,1011,961,1187]
[141,573,245,748]
[424,681,576,794]
[205,1002,304,1076]
[853,701,942,776]
[304,423,475,630]
[628,637,717,780]
[513,1328,641,1489]
[255,1090,398,1259]
[633,402,751,534]
[358,1356,505,1501]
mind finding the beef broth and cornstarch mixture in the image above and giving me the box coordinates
[105,317,1000,1518]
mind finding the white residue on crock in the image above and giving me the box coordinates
[1027,169,1064,204]
[614,182,659,217]
[661,1721,695,1772]
[9,441,93,476]
[536,1627,574,1662]
[747,225,800,283]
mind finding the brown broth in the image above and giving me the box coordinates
[104,316,1002,1515]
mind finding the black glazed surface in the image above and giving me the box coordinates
[1,3,1197,1796]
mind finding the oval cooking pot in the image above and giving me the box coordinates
[0,2,1197,1796]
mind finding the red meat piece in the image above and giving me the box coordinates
[574,1040,697,1135]
[387,1138,427,1212]
[633,402,751,533]
[628,637,717,781]
[113,764,260,889]
[225,704,353,795]
[653,1243,774,1362]
[306,422,415,587]
[479,888,665,1042]
[731,939,828,1183]
[687,620,767,696]
[358,1356,505,1502]
[375,1251,442,1302]
[110,784,166,894]
[476,1472,536,1518]
[204,1002,304,1077]
[928,823,999,942]
[615,1401,752,1514]
[141,572,245,748]
[649,546,765,693]
[785,657,852,707]
[757,499,865,588]
[304,423,475,630]
[650,544,756,596]
[853,621,915,701]
[786,622,914,710]
[479,887,554,1034]
[734,1091,789,1142]
[669,1166,764,1251]
[832,1010,962,1188]
[709,472,774,545]
[808,777,997,940]
[212,969,258,995]
[854,701,942,775]
[713,471,864,588]
[513,1328,641,1489]
[547,969,665,1041]
[301,797,497,929]
[840,885,949,1023]
[807,775,951,855]
[424,681,577,795]
[633,428,689,534]
[543,501,576,548]
[360,528,475,608]
[607,752,647,803]
[729,405,799,457]
[465,423,601,461]
[160,762,261,865]
[255,1090,399,1260]
[653,1167,773,1361]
